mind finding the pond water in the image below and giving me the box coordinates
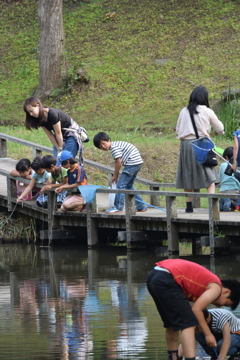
[0,245,240,360]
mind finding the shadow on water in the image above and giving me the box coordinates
[0,244,240,360]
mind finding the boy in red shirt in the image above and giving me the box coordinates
[147,259,240,360]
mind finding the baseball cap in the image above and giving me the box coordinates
[58,150,73,162]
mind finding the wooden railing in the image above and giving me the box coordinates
[0,132,173,207]
[0,132,238,255]
[0,167,239,255]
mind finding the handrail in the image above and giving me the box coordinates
[0,132,172,188]
[0,132,234,255]
[0,164,239,255]
[0,168,237,199]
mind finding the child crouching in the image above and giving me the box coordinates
[55,150,87,212]
[40,155,68,208]
[219,147,240,211]
[17,156,51,208]
[10,158,39,200]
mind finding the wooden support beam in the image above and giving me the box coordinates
[125,194,138,250]
[87,199,98,247]
[166,195,179,254]
[7,177,17,211]
[47,190,59,245]
[208,197,219,256]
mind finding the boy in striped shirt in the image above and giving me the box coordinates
[93,132,147,213]
[196,308,240,360]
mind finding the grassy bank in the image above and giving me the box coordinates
[0,125,230,185]
[1,0,240,130]
[0,0,240,183]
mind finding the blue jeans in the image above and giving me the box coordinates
[114,164,145,211]
[219,198,240,211]
[53,137,79,165]
[219,198,232,211]
[196,332,240,356]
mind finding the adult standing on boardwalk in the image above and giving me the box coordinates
[175,86,224,213]
[23,96,89,165]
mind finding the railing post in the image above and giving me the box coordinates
[7,177,17,211]
[47,190,58,245]
[192,189,200,208]
[108,172,113,186]
[150,185,160,207]
[32,148,42,158]
[87,198,98,247]
[125,193,137,250]
[0,139,7,158]
[166,195,179,254]
[208,196,219,256]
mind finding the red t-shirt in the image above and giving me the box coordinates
[156,259,222,302]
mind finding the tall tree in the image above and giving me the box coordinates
[35,0,66,98]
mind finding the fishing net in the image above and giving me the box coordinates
[191,137,215,164]
[78,185,108,204]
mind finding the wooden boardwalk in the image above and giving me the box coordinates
[1,133,240,255]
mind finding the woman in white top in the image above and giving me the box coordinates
[175,86,224,213]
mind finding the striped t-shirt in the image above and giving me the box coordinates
[209,309,240,333]
[110,141,143,166]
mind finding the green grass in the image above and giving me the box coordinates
[1,0,240,131]
[0,0,239,185]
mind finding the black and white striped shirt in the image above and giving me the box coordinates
[110,141,143,166]
[209,309,240,333]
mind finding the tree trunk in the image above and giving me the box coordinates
[35,0,66,99]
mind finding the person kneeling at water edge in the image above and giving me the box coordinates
[55,150,87,212]
[93,132,147,213]
[193,308,240,360]
[146,258,240,360]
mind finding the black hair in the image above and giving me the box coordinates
[40,155,56,169]
[221,279,240,310]
[23,96,47,130]
[222,147,234,160]
[16,158,31,172]
[93,132,111,149]
[187,86,210,117]
[202,308,209,320]
[31,156,42,171]
[61,157,77,166]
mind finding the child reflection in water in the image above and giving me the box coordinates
[60,279,93,360]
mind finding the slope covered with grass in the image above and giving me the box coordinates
[0,0,240,183]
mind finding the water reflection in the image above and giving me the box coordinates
[0,245,240,360]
